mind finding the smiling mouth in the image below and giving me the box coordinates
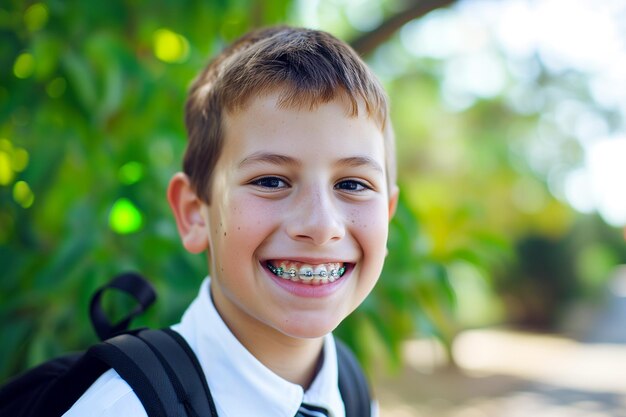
[265,260,348,284]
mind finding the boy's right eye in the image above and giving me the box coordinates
[249,176,288,189]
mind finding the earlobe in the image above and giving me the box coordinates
[388,185,399,221]
[167,172,209,254]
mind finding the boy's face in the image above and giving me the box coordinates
[198,92,397,343]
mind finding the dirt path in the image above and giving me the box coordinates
[373,267,626,417]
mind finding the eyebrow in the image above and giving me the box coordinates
[337,156,384,174]
[238,152,301,169]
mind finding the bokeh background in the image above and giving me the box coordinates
[2,0,626,415]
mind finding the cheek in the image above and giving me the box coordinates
[212,196,279,260]
[349,201,389,263]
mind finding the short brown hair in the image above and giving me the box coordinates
[183,26,395,202]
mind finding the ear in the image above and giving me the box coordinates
[167,172,209,254]
[388,185,399,221]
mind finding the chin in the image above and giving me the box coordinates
[276,311,347,340]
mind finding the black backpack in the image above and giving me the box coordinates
[0,273,372,417]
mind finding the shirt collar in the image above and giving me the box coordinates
[173,278,345,417]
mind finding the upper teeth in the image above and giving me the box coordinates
[267,261,346,282]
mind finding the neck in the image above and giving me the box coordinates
[242,329,325,388]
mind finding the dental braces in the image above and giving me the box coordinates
[267,264,346,279]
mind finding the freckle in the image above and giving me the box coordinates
[237,227,241,230]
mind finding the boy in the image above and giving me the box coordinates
[65,26,398,417]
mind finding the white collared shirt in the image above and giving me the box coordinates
[63,278,348,417]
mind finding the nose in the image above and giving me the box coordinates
[286,188,345,246]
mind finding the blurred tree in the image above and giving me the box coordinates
[3,0,625,384]
[0,0,458,381]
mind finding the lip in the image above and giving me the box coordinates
[262,256,354,264]
[261,260,352,298]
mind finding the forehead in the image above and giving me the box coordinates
[221,92,386,162]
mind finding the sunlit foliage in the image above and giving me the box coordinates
[2,0,625,382]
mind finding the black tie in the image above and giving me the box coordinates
[295,402,330,417]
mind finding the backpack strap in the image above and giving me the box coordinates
[90,272,157,341]
[139,328,218,417]
[336,339,372,417]
[24,330,217,417]
[87,274,217,417]
[85,328,218,417]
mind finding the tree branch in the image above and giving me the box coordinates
[349,0,457,56]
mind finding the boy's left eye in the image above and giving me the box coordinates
[335,179,370,192]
